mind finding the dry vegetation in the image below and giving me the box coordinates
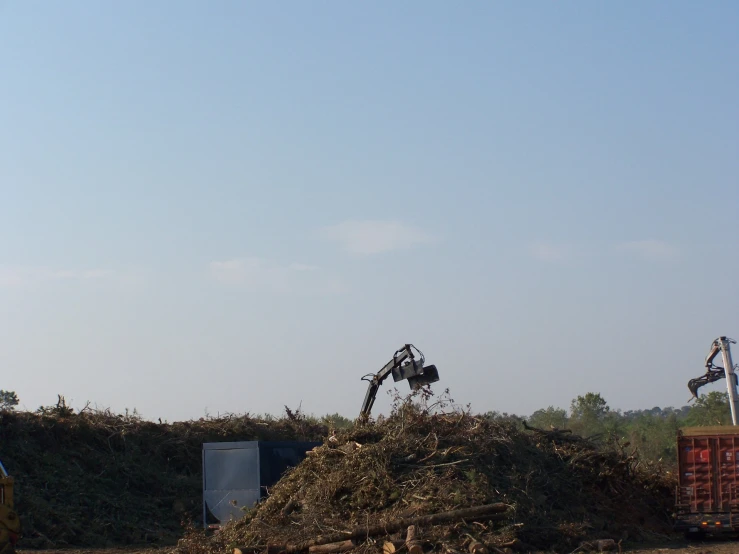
[176,390,678,554]
[0,396,326,548]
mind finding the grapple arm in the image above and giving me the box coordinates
[359,344,440,418]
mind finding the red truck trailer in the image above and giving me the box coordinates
[674,426,739,537]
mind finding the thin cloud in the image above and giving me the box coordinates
[320,220,432,255]
[615,239,678,261]
[0,266,113,287]
[209,257,346,294]
[529,241,570,262]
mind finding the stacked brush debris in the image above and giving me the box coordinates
[178,393,677,554]
[0,397,326,548]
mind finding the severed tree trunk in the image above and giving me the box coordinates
[246,503,510,554]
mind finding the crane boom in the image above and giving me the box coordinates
[359,344,440,418]
[687,336,739,425]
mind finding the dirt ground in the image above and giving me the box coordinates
[16,540,739,554]
[624,541,739,553]
[12,545,734,553]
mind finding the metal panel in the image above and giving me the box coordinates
[204,446,260,490]
[203,442,261,525]
[408,365,440,390]
[203,441,260,451]
[202,440,321,527]
[677,432,739,515]
[204,489,261,524]
[681,425,739,437]
[391,361,423,382]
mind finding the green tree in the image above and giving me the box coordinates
[625,411,681,463]
[482,410,521,424]
[0,390,18,411]
[321,412,354,430]
[601,409,626,439]
[528,406,568,430]
[569,392,611,437]
[685,391,732,426]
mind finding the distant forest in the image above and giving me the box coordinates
[486,390,733,465]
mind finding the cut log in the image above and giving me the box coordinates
[281,498,299,518]
[405,525,423,554]
[577,539,617,553]
[251,503,510,554]
[383,541,406,554]
[308,540,356,553]
[596,539,616,552]
[467,541,487,554]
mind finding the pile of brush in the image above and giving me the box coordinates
[177,392,676,554]
[0,396,326,548]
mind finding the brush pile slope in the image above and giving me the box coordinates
[180,398,676,554]
[0,400,326,549]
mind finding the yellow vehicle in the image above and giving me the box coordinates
[0,461,20,554]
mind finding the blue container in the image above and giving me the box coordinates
[202,440,320,527]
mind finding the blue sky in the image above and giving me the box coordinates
[1,1,738,421]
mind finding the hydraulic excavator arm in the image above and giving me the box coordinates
[359,344,440,418]
[687,369,727,398]
[687,336,739,424]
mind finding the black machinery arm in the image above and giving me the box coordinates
[705,341,722,371]
[688,369,728,399]
[359,344,440,418]
[687,337,738,399]
[359,345,412,417]
[688,341,725,398]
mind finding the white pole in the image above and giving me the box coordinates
[719,337,739,425]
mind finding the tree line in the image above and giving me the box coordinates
[485,391,733,464]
